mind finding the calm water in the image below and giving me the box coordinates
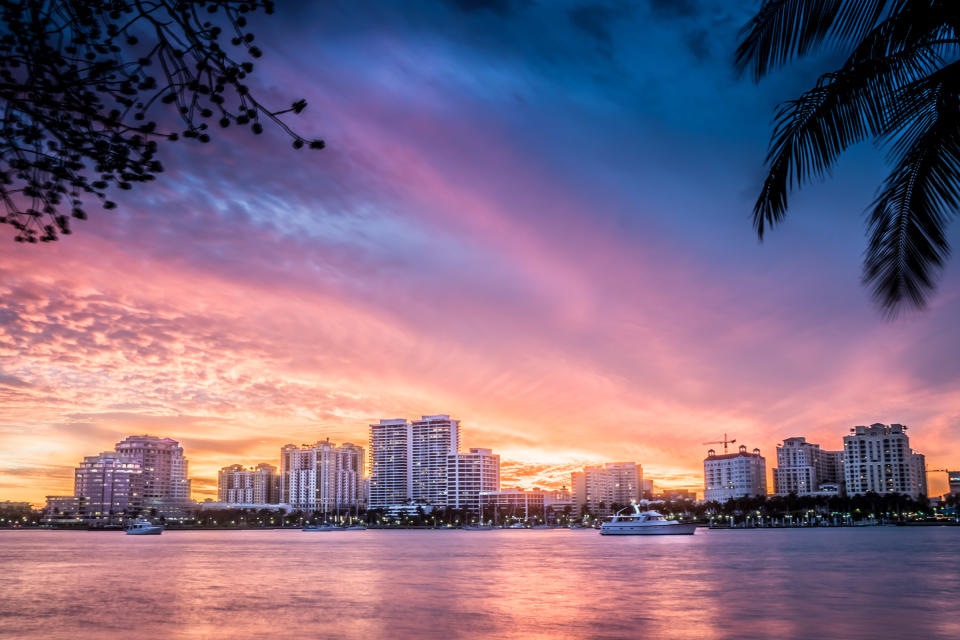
[1,528,958,639]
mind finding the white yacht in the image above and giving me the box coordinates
[125,519,163,535]
[600,505,696,536]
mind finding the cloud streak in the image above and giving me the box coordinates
[1,1,958,503]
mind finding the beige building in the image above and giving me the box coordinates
[218,463,280,504]
[773,437,844,496]
[114,435,191,513]
[572,462,643,516]
[843,424,927,499]
[280,440,365,513]
[704,445,767,502]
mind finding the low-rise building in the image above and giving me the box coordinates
[197,501,293,512]
[659,489,698,501]
[543,487,574,524]
[41,496,86,526]
[479,488,547,523]
[641,478,654,500]
[948,470,960,496]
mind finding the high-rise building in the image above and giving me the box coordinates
[74,452,143,524]
[411,415,460,505]
[842,424,927,499]
[279,444,297,504]
[369,419,413,508]
[114,435,191,508]
[447,448,500,512]
[336,443,366,510]
[218,463,280,504]
[704,445,767,502]
[572,462,643,516]
[605,462,643,505]
[369,415,464,508]
[280,440,365,514]
[773,437,845,496]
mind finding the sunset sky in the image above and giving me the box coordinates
[2,0,958,504]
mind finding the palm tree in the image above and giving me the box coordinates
[737,1,960,314]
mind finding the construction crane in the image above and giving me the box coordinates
[702,433,736,454]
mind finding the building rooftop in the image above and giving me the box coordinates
[705,445,763,461]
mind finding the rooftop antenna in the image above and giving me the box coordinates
[702,433,736,454]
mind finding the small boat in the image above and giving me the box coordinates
[463,525,496,531]
[600,505,696,536]
[125,519,163,535]
[302,524,339,532]
[344,525,367,531]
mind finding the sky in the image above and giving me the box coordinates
[1,0,959,504]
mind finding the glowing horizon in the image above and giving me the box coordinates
[1,1,958,505]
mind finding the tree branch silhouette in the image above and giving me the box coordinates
[0,0,323,243]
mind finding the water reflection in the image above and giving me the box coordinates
[1,528,958,639]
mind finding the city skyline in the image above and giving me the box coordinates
[5,417,955,506]
[2,1,960,506]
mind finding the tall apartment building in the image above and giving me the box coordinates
[704,445,767,502]
[773,437,844,496]
[369,415,463,508]
[447,448,500,512]
[843,424,927,499]
[411,415,460,505]
[336,443,366,509]
[218,463,280,504]
[74,452,143,523]
[114,435,191,507]
[369,419,413,508]
[280,440,365,513]
[572,462,643,516]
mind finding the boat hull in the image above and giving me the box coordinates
[600,523,697,536]
[125,526,163,535]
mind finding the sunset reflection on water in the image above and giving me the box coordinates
[1,528,958,639]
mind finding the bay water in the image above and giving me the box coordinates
[1,528,958,639]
